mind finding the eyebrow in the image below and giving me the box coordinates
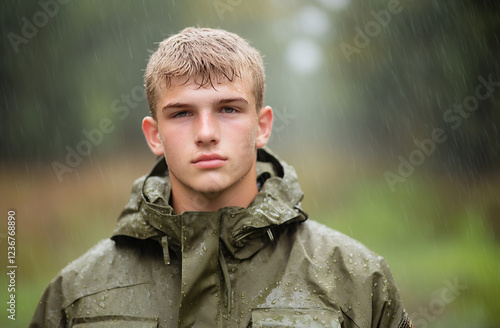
[162,97,249,112]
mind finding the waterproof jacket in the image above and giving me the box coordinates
[30,148,412,328]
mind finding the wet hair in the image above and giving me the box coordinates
[145,27,265,119]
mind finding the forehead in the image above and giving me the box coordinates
[160,75,254,101]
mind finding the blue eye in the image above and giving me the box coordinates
[221,107,236,113]
[173,111,189,118]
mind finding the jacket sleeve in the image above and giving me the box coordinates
[371,258,413,328]
[29,276,66,328]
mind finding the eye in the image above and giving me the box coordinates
[221,107,237,114]
[173,111,190,118]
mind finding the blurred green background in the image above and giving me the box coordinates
[1,0,499,327]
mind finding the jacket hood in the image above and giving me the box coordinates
[112,147,308,261]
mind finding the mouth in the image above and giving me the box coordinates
[191,154,227,169]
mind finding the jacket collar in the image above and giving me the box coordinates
[112,147,308,260]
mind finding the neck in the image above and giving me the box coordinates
[170,166,259,214]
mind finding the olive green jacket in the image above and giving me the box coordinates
[30,148,412,328]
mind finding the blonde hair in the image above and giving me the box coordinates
[145,27,265,119]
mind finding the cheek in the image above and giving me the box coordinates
[160,124,187,147]
[158,129,184,161]
[247,130,258,149]
[231,118,259,149]
[232,129,257,153]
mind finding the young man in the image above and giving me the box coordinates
[30,27,413,327]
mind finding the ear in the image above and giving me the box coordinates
[256,106,273,148]
[142,116,164,156]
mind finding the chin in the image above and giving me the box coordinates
[190,181,226,195]
[194,174,233,191]
[200,190,223,199]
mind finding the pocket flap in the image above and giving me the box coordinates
[72,315,158,328]
[251,308,342,328]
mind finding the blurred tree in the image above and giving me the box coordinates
[1,0,499,177]
[327,0,500,174]
[1,1,187,162]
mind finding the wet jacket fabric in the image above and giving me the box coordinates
[30,148,412,328]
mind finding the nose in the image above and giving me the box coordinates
[195,110,219,146]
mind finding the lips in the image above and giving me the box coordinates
[191,153,227,169]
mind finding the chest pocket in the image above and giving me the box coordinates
[71,315,158,328]
[251,308,342,328]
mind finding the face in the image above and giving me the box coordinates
[143,75,273,210]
